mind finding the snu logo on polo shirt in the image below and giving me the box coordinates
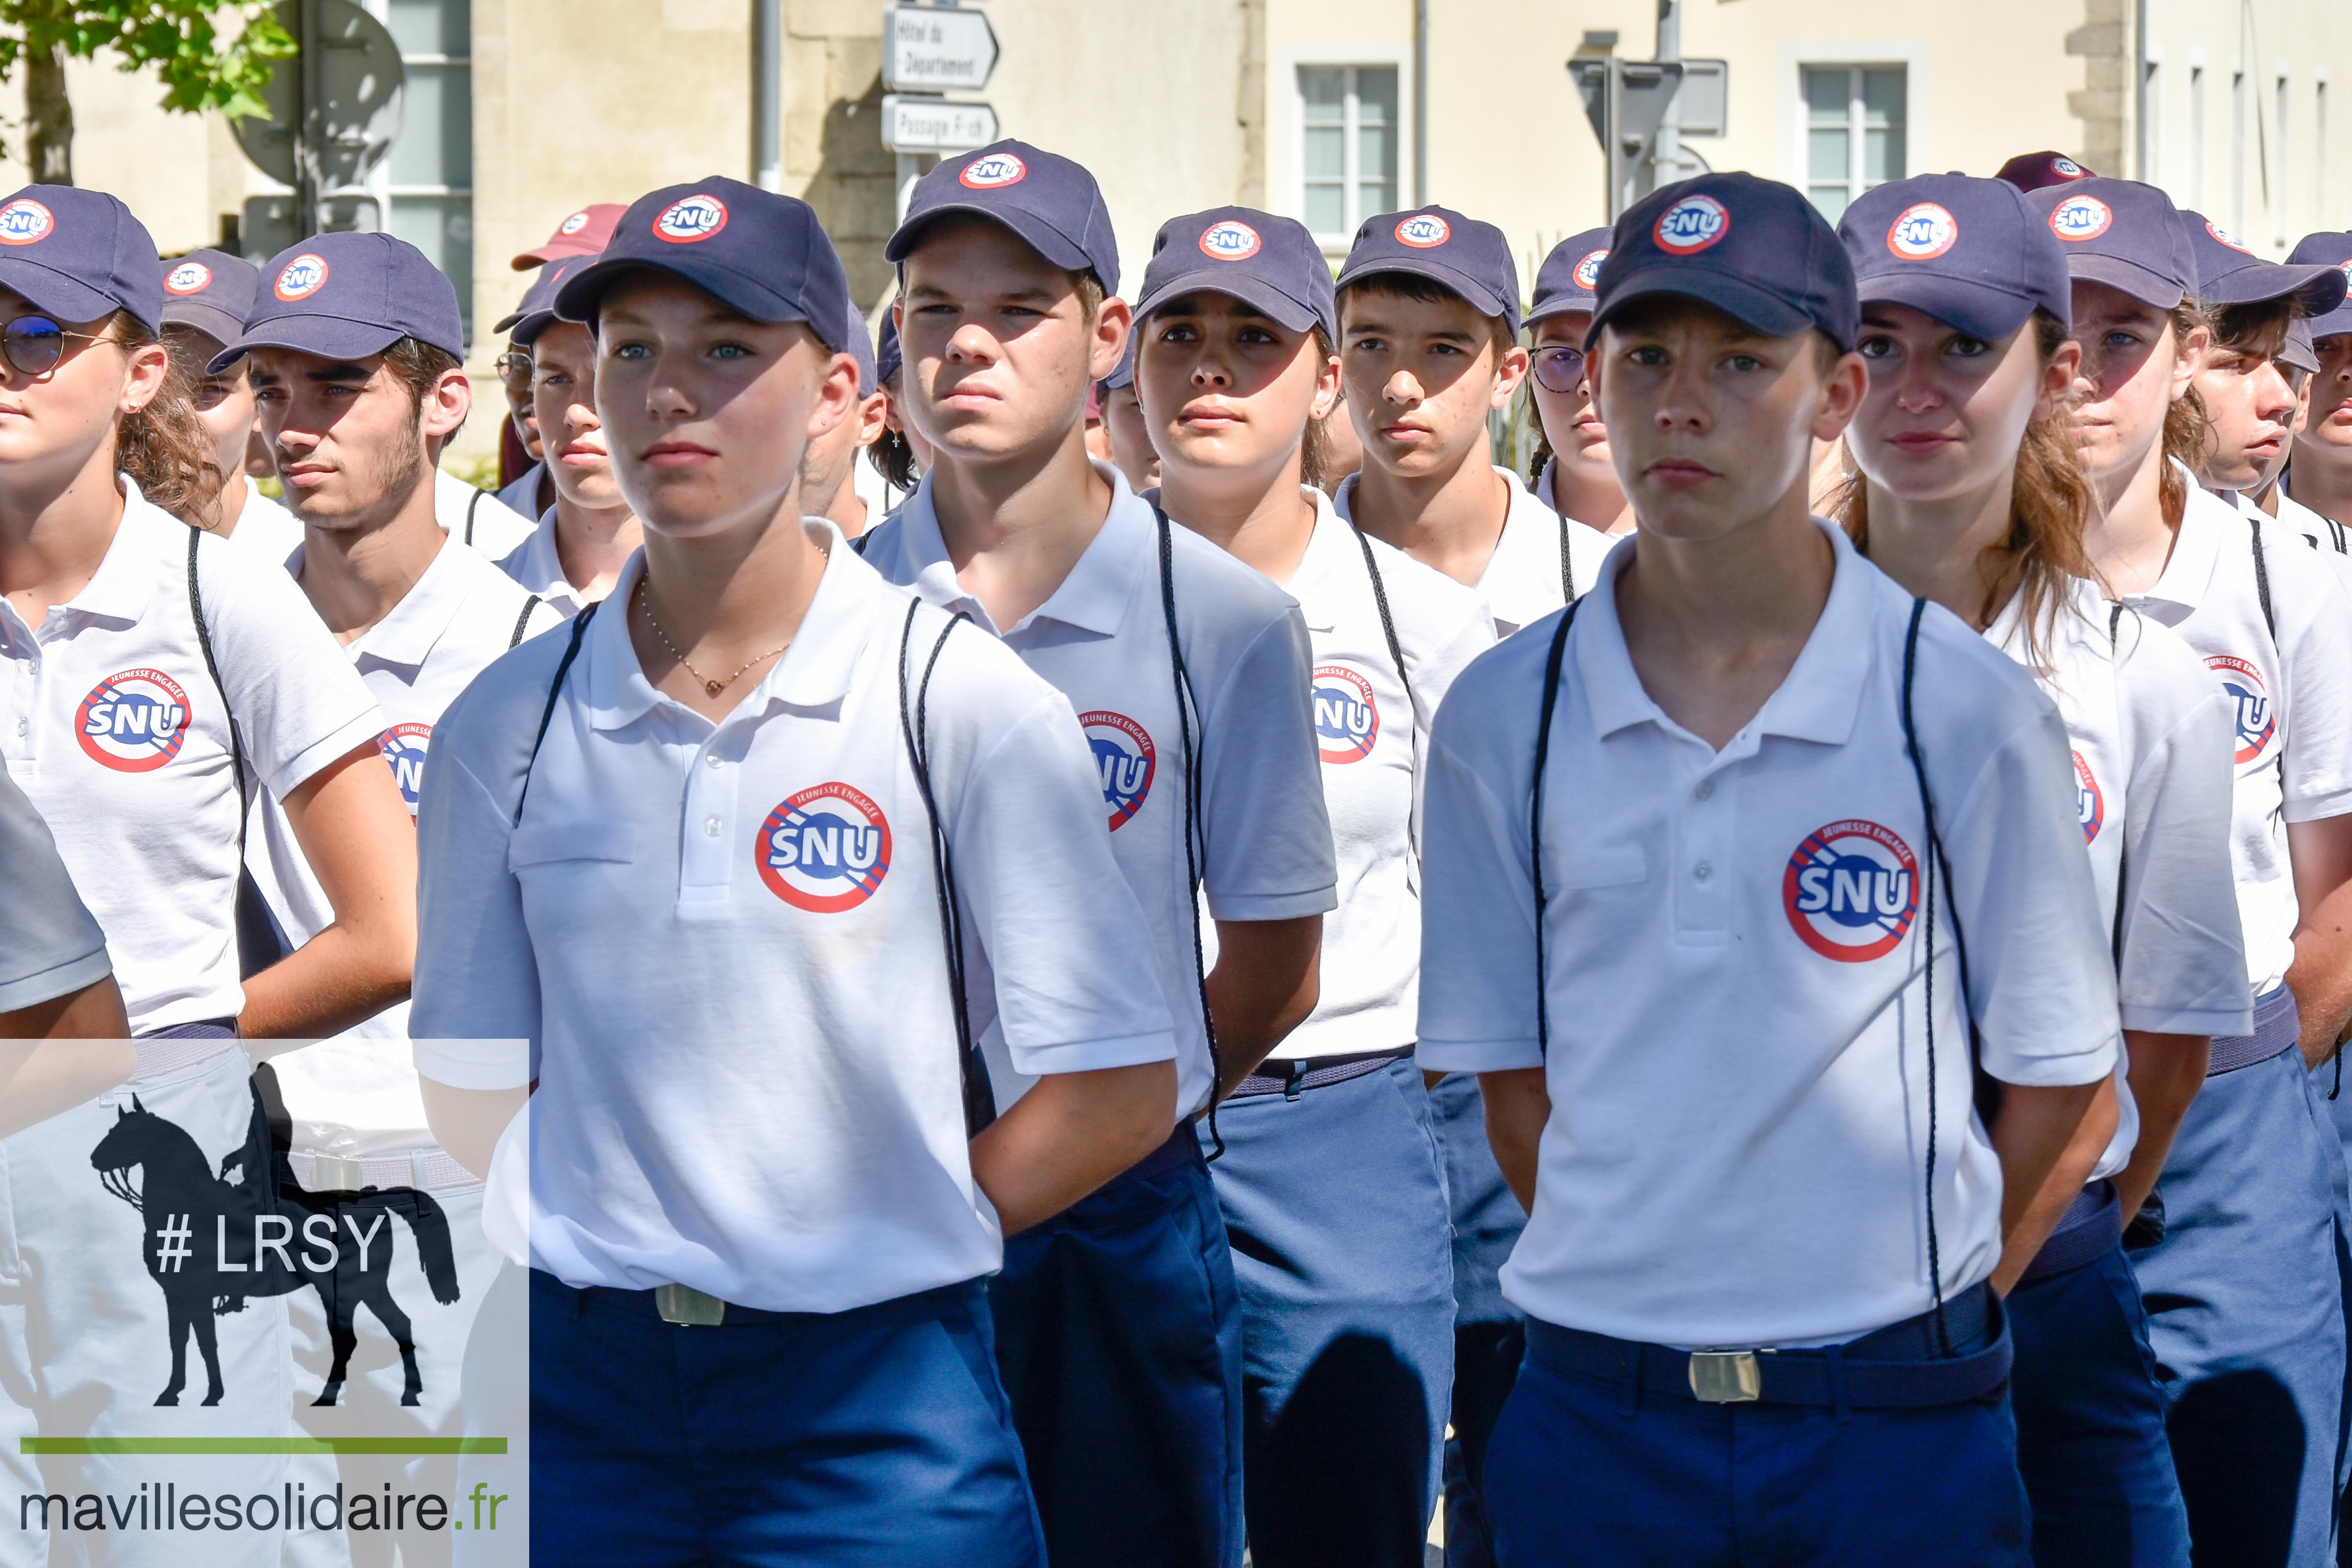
[378,723,433,816]
[1783,819,1918,962]
[76,669,192,772]
[2206,655,2276,763]
[1312,665,1379,763]
[756,783,892,912]
[1080,710,1154,831]
[2072,751,2104,843]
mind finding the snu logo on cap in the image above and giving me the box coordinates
[654,195,728,244]
[961,152,1027,189]
[1200,220,1262,261]
[0,198,54,247]
[1572,248,1609,290]
[1886,202,1960,260]
[2205,220,2254,255]
[1395,213,1451,248]
[2048,195,2112,242]
[275,254,330,301]
[2052,157,2085,177]
[164,260,214,295]
[558,210,592,236]
[1783,819,1918,962]
[76,668,192,773]
[756,782,892,912]
[1081,710,1154,831]
[1654,194,1730,255]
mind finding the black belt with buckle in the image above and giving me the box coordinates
[1524,1282,2010,1410]
[1231,1046,1414,1100]
[574,1282,779,1327]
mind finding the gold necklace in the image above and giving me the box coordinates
[634,578,790,698]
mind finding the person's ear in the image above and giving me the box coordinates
[1810,349,1869,444]
[1491,341,1531,410]
[805,348,859,446]
[2035,340,2084,423]
[1090,295,1131,384]
[118,339,172,416]
[1309,344,1342,423]
[2171,321,2213,398]
[422,367,473,443]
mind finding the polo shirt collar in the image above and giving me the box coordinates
[896,460,1140,638]
[582,519,881,732]
[345,535,473,669]
[63,477,168,625]
[2135,460,2227,615]
[1575,516,1873,748]
[1285,485,1357,633]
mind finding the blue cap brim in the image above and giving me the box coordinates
[1333,257,1513,328]
[2197,259,2350,317]
[206,315,403,373]
[159,299,244,348]
[1132,269,1331,340]
[2308,299,2352,341]
[1523,295,1596,328]
[1856,270,2052,342]
[884,204,1095,277]
[1586,273,1824,351]
[2060,252,2185,312]
[552,256,831,348]
[0,256,134,330]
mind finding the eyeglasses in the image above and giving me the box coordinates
[1,315,104,378]
[1531,344,1588,395]
[493,350,532,387]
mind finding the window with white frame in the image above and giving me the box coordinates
[1298,65,1398,246]
[1802,66,1906,220]
[2190,64,2206,209]
[2319,77,2331,224]
[2277,68,2292,243]
[377,0,474,340]
[2231,63,2247,234]
[2142,58,2161,185]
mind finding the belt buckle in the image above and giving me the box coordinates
[310,1153,364,1193]
[655,1284,727,1327]
[1688,1349,1764,1403]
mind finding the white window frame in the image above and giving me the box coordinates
[2231,57,2248,235]
[1778,42,1930,199]
[360,0,473,336]
[2141,48,2162,185]
[1272,42,1413,255]
[2275,62,2293,245]
[2188,52,2207,211]
[2319,71,2332,226]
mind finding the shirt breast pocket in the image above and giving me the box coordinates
[1551,842,1648,891]
[509,822,636,878]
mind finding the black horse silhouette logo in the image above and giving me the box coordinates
[89,1069,461,1409]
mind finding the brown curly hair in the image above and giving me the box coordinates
[117,313,224,530]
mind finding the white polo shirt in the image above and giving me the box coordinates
[2229,485,2352,602]
[0,752,110,1013]
[248,535,564,1157]
[1336,465,1619,637]
[859,463,1338,1119]
[2125,475,2352,998]
[496,507,594,620]
[1534,457,1635,545]
[410,527,1177,1313]
[495,461,545,521]
[1988,579,2249,1181]
[2282,475,2351,553]
[1228,487,1492,1059]
[434,469,538,559]
[0,485,382,1033]
[1418,521,2121,1348]
[228,476,304,562]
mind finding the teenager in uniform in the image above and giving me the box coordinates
[867,311,925,506]
[155,249,302,559]
[1838,172,2248,1567]
[2282,234,2352,535]
[410,175,1178,1564]
[1130,204,1493,1567]
[492,252,639,617]
[0,187,412,1568]
[1098,340,1159,491]
[1419,170,2120,1568]
[2028,174,2352,1563]
[797,299,888,539]
[493,204,623,519]
[1525,228,1632,539]
[864,141,1337,1568]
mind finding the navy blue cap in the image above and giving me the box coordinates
[492,251,598,345]
[845,300,876,397]
[2025,178,2195,311]
[1995,151,2096,193]
[876,311,902,386]
[2288,232,2352,339]
[158,249,259,346]
[2180,210,2349,318]
[1099,336,1134,393]
[1134,207,1336,342]
[1591,173,1859,352]
[0,186,162,333]
[1840,174,2071,340]
[2284,319,2320,374]
[1525,228,1614,328]
[1335,207,1520,335]
[210,231,462,371]
[885,141,1119,293]
[553,178,850,354]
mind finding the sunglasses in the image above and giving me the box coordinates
[494,350,532,387]
[1,315,105,378]
[1531,344,1588,395]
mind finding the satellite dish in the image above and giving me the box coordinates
[232,0,405,191]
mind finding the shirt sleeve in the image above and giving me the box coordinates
[197,537,386,800]
[1416,699,1544,1074]
[946,687,1179,1078]
[0,757,111,1013]
[1197,610,1340,922]
[2278,545,2352,823]
[2117,680,2254,1036]
[410,738,538,1090]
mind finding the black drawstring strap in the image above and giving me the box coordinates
[1154,508,1225,1159]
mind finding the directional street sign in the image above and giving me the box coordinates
[882,94,1000,153]
[883,4,1001,94]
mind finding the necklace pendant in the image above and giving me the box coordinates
[704,678,725,697]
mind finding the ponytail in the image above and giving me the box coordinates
[119,313,223,530]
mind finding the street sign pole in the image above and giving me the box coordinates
[1652,0,1681,197]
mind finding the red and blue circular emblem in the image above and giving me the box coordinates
[2072,750,2104,844]
[961,152,1027,189]
[2206,655,2276,764]
[1312,665,1380,764]
[2048,195,2112,243]
[275,253,329,301]
[756,783,892,912]
[1395,213,1451,248]
[1081,710,1155,831]
[1783,819,1919,962]
[1572,247,1609,291]
[164,260,213,295]
[654,195,728,244]
[378,722,433,815]
[1886,202,1959,260]
[1654,195,1730,255]
[1200,220,1262,261]
[75,668,192,773]
[0,198,53,247]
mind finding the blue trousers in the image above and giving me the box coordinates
[529,1270,1044,1567]
[1427,1072,1525,1568]
[991,1131,1243,1568]
[1203,1057,1455,1568]
[2133,1040,2347,1567]
[2010,1213,2191,1568]
[1483,1309,2031,1566]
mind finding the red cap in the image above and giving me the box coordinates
[511,203,625,270]
[1994,152,2096,193]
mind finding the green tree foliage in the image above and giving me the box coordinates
[0,1,294,183]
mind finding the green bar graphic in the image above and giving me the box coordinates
[21,1438,508,1455]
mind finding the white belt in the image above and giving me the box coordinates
[289,1147,479,1194]
[132,1033,243,1080]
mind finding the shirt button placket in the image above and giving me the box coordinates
[1682,769,1730,934]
